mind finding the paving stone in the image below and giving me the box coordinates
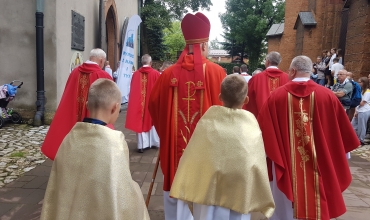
[22,177,48,189]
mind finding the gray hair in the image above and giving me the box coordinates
[240,64,248,72]
[290,55,313,74]
[90,48,106,59]
[141,54,152,65]
[266,51,282,66]
[252,68,263,76]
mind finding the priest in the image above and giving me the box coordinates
[245,51,288,117]
[41,48,112,160]
[125,54,160,152]
[148,12,226,220]
[258,55,360,220]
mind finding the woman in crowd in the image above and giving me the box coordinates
[352,77,370,146]
[324,50,332,88]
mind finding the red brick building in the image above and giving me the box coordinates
[267,0,370,79]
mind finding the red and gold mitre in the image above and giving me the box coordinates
[170,12,211,89]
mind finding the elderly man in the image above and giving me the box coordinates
[332,69,353,110]
[245,51,289,117]
[42,48,112,160]
[252,68,263,76]
[149,12,226,220]
[126,54,160,153]
[258,55,359,220]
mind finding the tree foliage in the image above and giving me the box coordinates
[209,37,223,50]
[140,0,212,60]
[220,0,285,70]
[163,21,185,61]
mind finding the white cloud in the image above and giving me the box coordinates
[198,0,226,42]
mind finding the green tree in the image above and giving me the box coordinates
[140,0,212,60]
[221,32,247,63]
[209,37,223,50]
[163,21,186,61]
[220,0,285,70]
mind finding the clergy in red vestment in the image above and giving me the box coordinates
[125,54,160,153]
[148,12,226,220]
[245,51,289,117]
[258,55,360,220]
[41,48,112,160]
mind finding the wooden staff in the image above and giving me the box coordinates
[145,152,160,207]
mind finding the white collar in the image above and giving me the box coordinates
[338,78,349,85]
[292,77,310,82]
[143,65,150,67]
[267,66,278,69]
[241,72,248,75]
[85,60,99,65]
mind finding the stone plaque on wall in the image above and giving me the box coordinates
[71,10,85,51]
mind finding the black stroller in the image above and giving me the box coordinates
[0,80,23,128]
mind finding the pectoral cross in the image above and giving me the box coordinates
[182,81,196,122]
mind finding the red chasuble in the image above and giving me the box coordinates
[149,55,226,191]
[245,67,288,117]
[41,63,112,160]
[125,67,160,133]
[258,80,360,219]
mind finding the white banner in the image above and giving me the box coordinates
[116,15,142,103]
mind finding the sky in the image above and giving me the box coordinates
[199,0,226,42]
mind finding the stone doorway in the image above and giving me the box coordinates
[106,4,117,71]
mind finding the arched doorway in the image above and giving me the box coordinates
[106,5,117,71]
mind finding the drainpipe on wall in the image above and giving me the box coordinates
[33,0,45,126]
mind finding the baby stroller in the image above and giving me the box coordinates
[0,80,23,128]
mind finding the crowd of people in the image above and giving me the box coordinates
[34,11,363,220]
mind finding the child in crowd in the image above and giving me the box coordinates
[170,74,275,220]
[40,79,149,220]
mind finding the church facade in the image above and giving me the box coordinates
[267,0,370,79]
[0,0,140,122]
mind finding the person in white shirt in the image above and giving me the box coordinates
[331,57,344,83]
[328,48,337,71]
[104,61,113,78]
[240,64,252,82]
[352,76,370,146]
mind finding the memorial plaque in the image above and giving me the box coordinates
[71,10,85,51]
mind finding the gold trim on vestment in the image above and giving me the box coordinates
[185,37,209,44]
[288,93,298,217]
[289,92,320,219]
[174,87,178,170]
[311,93,321,219]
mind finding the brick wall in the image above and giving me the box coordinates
[268,0,344,71]
[345,0,370,79]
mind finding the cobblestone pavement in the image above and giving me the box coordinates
[0,125,48,188]
[0,110,370,219]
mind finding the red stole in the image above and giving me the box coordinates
[125,67,160,133]
[41,63,112,160]
[288,92,320,219]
